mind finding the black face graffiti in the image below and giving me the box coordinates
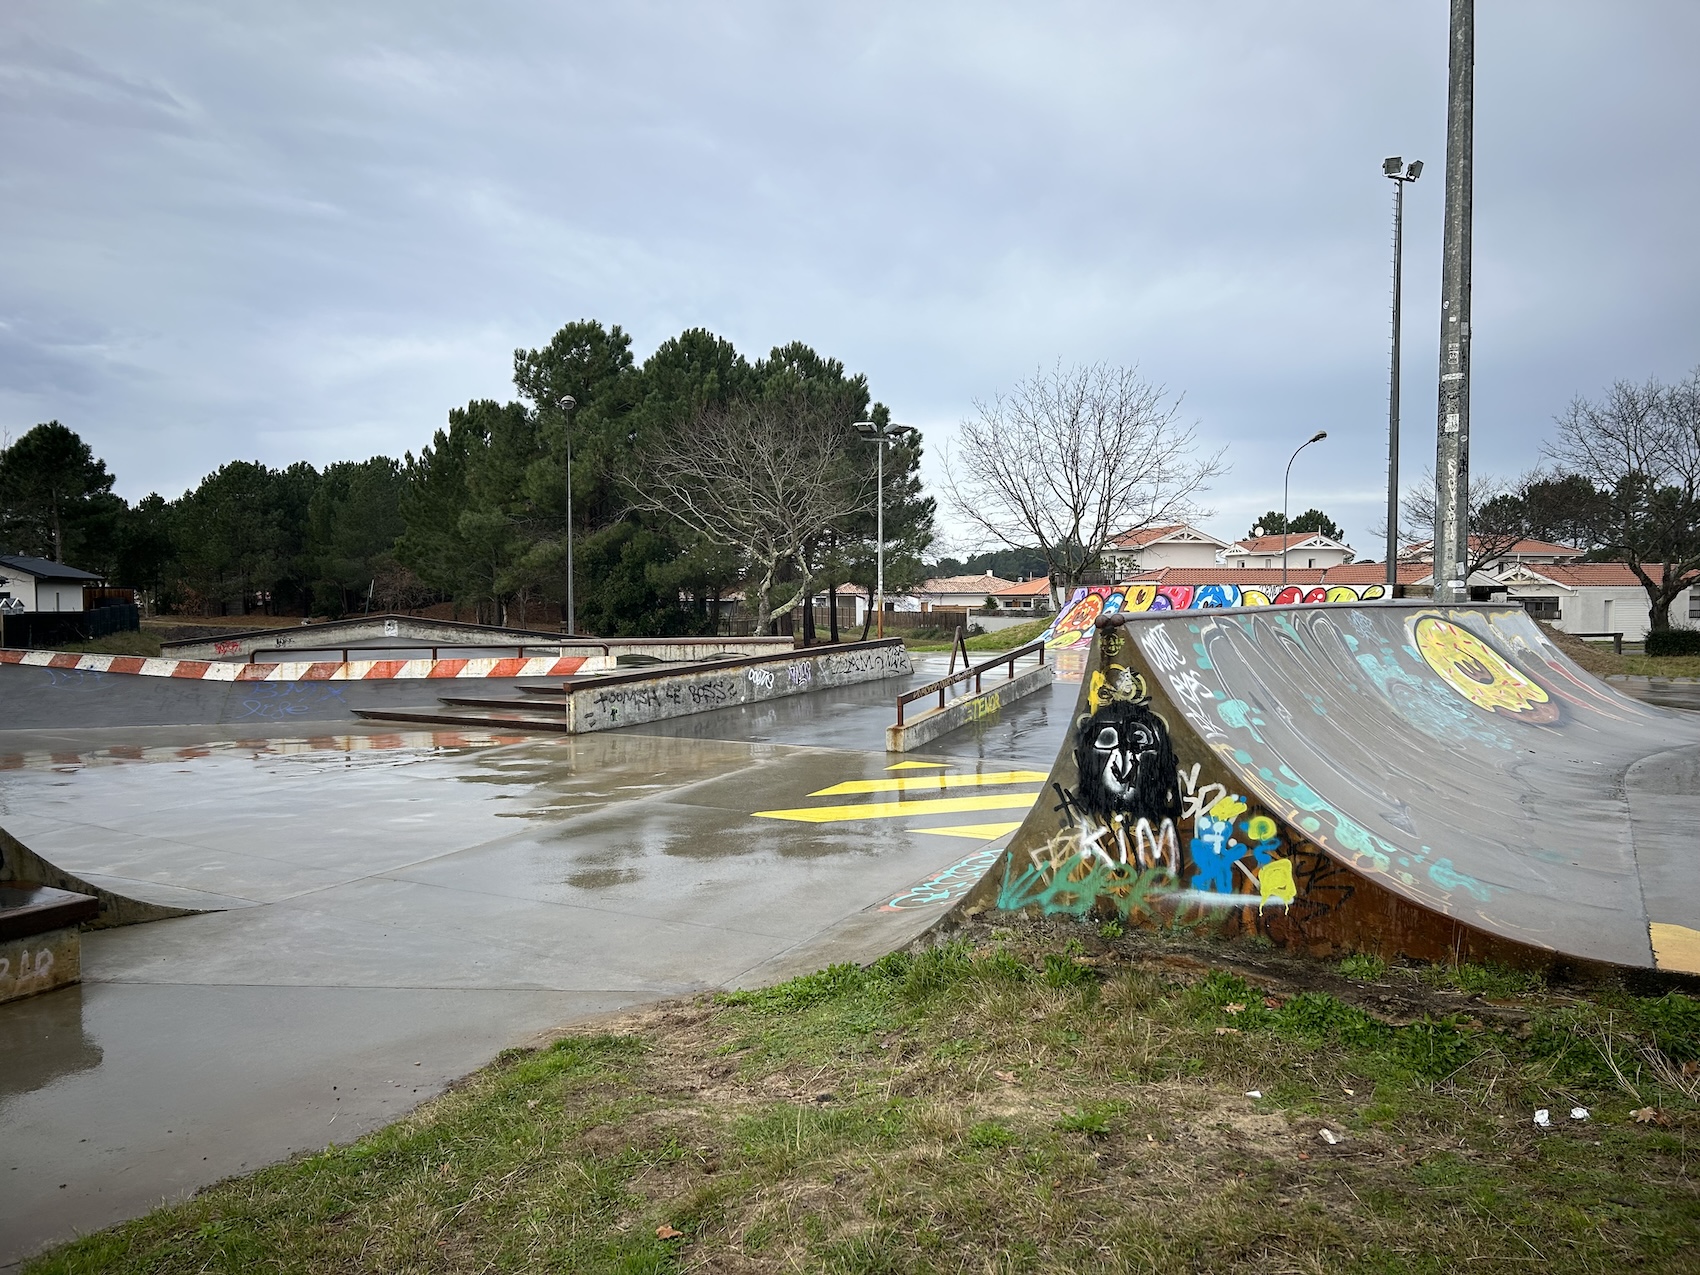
[1072,700,1181,825]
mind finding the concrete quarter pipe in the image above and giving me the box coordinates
[977,602,1700,977]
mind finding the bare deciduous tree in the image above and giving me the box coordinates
[1401,470,1532,576]
[942,363,1223,602]
[629,394,870,635]
[1545,369,1700,631]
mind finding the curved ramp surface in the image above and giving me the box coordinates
[982,602,1700,975]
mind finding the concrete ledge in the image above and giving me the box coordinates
[0,885,93,1004]
[564,640,913,733]
[886,663,1053,752]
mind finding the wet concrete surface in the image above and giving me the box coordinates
[0,654,1071,1265]
[1614,678,1700,713]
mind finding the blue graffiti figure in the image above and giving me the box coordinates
[1188,813,1239,894]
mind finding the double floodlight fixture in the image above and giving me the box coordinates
[854,421,916,441]
[1383,156,1423,182]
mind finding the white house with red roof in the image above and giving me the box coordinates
[1223,532,1356,571]
[1401,536,1582,571]
[1102,524,1234,575]
[913,572,1014,612]
[988,577,1054,612]
[1492,562,1696,640]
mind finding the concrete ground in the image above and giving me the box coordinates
[0,654,1073,1267]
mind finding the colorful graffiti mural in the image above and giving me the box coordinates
[1040,581,1391,649]
[995,599,1700,973]
[1000,626,1307,922]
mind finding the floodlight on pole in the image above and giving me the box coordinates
[1282,431,1328,589]
[557,394,578,635]
[854,420,918,639]
[1383,154,1423,590]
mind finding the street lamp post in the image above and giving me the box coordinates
[1282,431,1328,588]
[1383,156,1423,589]
[557,394,578,635]
[853,421,917,639]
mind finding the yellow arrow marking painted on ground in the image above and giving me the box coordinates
[885,760,949,770]
[809,770,1049,797]
[752,792,1040,824]
[912,822,1024,840]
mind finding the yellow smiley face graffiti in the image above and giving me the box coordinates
[1413,616,1558,722]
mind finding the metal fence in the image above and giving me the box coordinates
[0,603,141,649]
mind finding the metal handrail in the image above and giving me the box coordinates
[895,639,1047,726]
[247,643,608,664]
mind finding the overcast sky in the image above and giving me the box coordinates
[3,1,1696,558]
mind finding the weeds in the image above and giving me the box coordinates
[24,926,1700,1275]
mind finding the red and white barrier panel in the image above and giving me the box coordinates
[0,648,589,681]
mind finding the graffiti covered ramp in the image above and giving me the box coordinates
[987,602,1700,975]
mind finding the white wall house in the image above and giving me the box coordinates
[1403,536,1582,572]
[914,572,1014,611]
[0,555,104,612]
[988,578,1053,611]
[1495,562,1694,641]
[1102,524,1234,576]
[1222,533,1356,571]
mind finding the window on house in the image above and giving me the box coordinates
[1306,558,1316,568]
[1522,597,1561,620]
[1688,592,1700,620]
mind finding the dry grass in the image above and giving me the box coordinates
[25,920,1700,1274]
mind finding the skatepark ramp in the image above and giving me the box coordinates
[970,602,1700,977]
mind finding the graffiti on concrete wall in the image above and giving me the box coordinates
[1042,582,1391,650]
[998,627,1315,923]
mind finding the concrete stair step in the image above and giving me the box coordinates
[433,693,568,712]
[351,706,576,732]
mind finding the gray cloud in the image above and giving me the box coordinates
[1,1,1695,549]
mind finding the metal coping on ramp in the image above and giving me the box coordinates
[967,600,1700,978]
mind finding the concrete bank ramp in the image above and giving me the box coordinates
[973,602,1700,976]
[0,826,233,927]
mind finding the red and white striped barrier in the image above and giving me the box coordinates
[0,648,589,682]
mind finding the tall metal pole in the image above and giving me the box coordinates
[559,395,577,635]
[875,438,885,639]
[1387,177,1405,588]
[1433,0,1474,605]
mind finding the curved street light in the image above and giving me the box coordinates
[1282,430,1328,587]
[854,421,918,638]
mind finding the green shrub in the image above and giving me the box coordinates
[1645,627,1700,657]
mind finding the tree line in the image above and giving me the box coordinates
[0,321,934,637]
[1399,366,1700,629]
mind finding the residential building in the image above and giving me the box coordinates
[1101,524,1234,575]
[988,577,1053,612]
[1493,562,1691,641]
[1401,536,1582,572]
[0,555,104,612]
[914,572,1014,612]
[1223,533,1356,571]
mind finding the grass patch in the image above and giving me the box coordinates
[44,630,163,657]
[905,618,1051,652]
[24,930,1700,1274]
